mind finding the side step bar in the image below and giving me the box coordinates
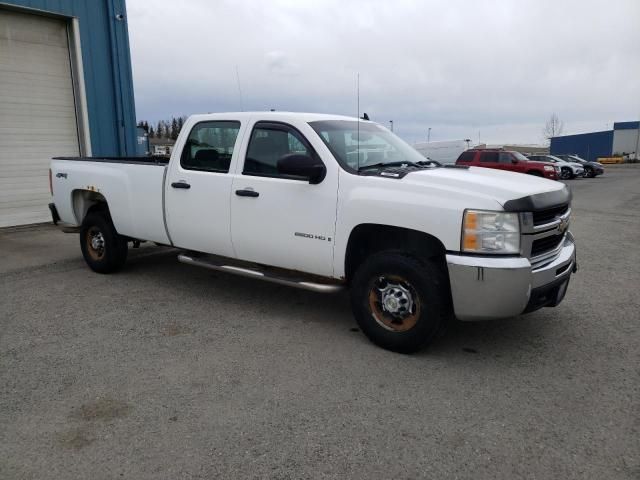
[177,253,345,293]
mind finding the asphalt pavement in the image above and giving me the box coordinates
[1,166,639,479]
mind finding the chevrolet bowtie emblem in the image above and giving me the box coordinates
[558,218,568,233]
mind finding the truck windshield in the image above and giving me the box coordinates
[309,120,433,172]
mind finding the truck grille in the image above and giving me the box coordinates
[531,233,565,257]
[532,204,569,226]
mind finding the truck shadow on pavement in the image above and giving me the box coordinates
[123,247,564,361]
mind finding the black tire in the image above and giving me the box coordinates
[350,251,451,353]
[584,167,594,178]
[527,170,543,177]
[79,210,128,273]
[560,167,572,180]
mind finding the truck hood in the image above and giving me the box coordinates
[403,166,566,208]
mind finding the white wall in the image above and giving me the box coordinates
[612,128,640,157]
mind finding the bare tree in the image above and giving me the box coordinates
[543,113,564,143]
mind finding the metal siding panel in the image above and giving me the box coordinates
[613,121,640,130]
[1,0,137,156]
[612,128,640,155]
[550,131,613,162]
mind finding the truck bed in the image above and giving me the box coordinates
[50,156,171,244]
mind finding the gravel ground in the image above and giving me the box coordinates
[1,166,639,479]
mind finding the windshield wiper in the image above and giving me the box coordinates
[416,159,442,167]
[358,161,425,172]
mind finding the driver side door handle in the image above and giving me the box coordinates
[235,189,259,197]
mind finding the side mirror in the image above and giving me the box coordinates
[512,158,518,164]
[277,154,326,184]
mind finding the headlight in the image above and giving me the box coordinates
[462,210,520,254]
[544,165,554,172]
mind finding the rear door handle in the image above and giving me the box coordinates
[171,181,191,189]
[235,189,259,197]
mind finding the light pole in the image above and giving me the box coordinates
[389,120,394,132]
[634,118,640,161]
[464,138,471,150]
[427,127,431,143]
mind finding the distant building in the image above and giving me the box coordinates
[136,127,150,156]
[150,137,175,156]
[501,144,549,155]
[413,140,469,164]
[551,122,640,161]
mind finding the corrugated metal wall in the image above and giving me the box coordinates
[550,131,613,162]
[612,122,640,157]
[0,0,136,156]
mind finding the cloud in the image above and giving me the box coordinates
[127,0,640,144]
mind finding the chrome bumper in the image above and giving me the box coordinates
[446,235,576,321]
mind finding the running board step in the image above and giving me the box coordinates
[177,253,345,293]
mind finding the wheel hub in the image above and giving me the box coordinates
[86,227,106,261]
[91,232,105,251]
[379,281,414,317]
[368,275,420,333]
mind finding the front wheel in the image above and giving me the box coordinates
[560,167,572,180]
[80,211,128,273]
[350,251,451,353]
[584,167,594,178]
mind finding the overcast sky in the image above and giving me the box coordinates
[127,0,640,145]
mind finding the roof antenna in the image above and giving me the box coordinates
[235,66,244,112]
[357,73,360,172]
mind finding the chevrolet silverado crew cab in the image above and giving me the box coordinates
[456,148,559,180]
[49,112,577,353]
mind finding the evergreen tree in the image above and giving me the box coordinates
[177,116,184,134]
[148,126,155,138]
[171,117,179,140]
[156,121,164,139]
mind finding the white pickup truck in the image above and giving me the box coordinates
[49,112,577,353]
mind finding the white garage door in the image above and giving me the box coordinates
[0,9,80,227]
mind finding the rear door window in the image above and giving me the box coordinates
[479,152,498,163]
[181,121,241,172]
[498,152,513,163]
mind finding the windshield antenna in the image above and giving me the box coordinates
[235,65,244,112]
[357,73,360,172]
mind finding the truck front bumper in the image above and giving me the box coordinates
[446,235,577,321]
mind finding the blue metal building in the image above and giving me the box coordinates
[0,0,137,226]
[550,130,613,162]
[550,122,640,162]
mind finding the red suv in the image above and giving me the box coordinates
[456,149,559,180]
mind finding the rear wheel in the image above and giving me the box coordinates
[584,167,594,178]
[350,251,450,353]
[80,210,128,273]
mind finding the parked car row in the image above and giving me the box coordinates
[555,154,605,178]
[455,149,604,180]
